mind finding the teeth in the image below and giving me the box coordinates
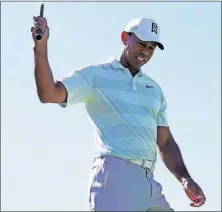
[137,56,144,61]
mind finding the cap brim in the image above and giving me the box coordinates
[155,42,164,50]
[134,32,164,50]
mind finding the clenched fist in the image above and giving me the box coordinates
[183,178,206,207]
[31,16,49,44]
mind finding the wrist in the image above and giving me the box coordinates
[33,43,48,56]
[181,177,193,186]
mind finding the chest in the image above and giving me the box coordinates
[92,73,162,113]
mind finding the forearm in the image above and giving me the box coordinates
[158,135,191,184]
[34,43,55,102]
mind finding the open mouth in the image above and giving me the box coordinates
[135,55,145,63]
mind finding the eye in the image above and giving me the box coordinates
[149,46,155,51]
[139,42,147,47]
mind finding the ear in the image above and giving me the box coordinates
[121,31,128,46]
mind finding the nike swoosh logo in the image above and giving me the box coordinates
[146,85,154,88]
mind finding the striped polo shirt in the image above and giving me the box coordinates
[58,57,168,161]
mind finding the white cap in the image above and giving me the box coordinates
[124,17,164,50]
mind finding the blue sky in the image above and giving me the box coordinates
[2,2,221,211]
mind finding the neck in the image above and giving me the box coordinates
[119,53,140,77]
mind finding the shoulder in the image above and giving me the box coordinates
[75,58,113,76]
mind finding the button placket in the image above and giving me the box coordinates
[132,73,142,90]
[132,77,137,90]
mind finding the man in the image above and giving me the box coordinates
[31,16,206,211]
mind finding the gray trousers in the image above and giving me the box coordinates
[88,155,174,211]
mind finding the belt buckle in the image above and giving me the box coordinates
[142,159,153,171]
[141,159,148,169]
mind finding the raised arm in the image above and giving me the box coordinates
[32,16,67,104]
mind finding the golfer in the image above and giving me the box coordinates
[31,16,206,211]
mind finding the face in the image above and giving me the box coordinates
[121,32,157,70]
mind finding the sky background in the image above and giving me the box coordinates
[1,2,221,211]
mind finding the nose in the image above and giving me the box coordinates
[141,48,150,57]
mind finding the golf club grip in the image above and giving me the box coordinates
[35,3,44,40]
[35,29,42,40]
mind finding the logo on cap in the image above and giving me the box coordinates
[151,22,158,35]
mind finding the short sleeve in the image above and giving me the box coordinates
[157,93,169,127]
[57,69,92,108]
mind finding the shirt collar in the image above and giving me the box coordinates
[104,57,144,76]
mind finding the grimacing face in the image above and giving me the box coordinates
[121,32,157,70]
